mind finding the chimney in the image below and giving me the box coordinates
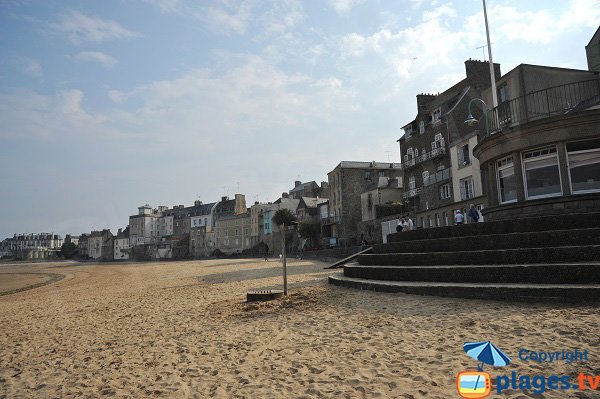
[295,180,301,187]
[254,201,259,205]
[464,58,501,91]
[221,196,228,202]
[234,194,247,215]
[118,228,122,234]
[416,93,436,112]
[194,200,201,206]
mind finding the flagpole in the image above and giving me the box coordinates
[483,0,498,108]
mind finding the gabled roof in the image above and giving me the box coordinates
[299,197,328,209]
[290,181,318,193]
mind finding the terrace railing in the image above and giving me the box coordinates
[486,78,600,138]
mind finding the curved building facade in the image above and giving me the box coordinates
[473,65,600,221]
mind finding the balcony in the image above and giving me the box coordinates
[423,168,451,187]
[403,146,447,169]
[485,78,600,138]
[321,215,342,225]
[403,187,423,199]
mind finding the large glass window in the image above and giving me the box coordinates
[567,139,600,194]
[460,176,474,200]
[497,157,517,203]
[522,147,561,199]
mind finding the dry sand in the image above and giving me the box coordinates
[0,258,599,398]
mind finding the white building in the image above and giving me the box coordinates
[129,205,166,246]
[114,227,130,260]
[449,132,485,221]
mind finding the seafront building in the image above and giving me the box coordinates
[0,233,63,260]
[324,161,402,246]
[474,64,600,220]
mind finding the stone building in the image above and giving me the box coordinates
[213,194,250,255]
[296,197,328,222]
[114,227,130,260]
[189,202,217,257]
[325,161,402,246]
[586,26,600,72]
[78,234,89,258]
[473,63,600,221]
[398,59,499,228]
[289,181,329,200]
[88,229,113,260]
[360,177,403,222]
[215,213,251,254]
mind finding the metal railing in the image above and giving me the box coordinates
[486,78,600,137]
[402,146,447,169]
[403,187,423,199]
[321,215,342,225]
[423,168,451,187]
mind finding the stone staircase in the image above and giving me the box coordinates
[328,212,600,302]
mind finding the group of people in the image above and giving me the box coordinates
[397,205,481,232]
[395,216,415,232]
[455,204,480,225]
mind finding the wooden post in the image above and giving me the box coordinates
[281,224,288,295]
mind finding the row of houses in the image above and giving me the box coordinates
[3,31,599,260]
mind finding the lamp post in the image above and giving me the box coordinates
[464,98,491,135]
[482,0,498,108]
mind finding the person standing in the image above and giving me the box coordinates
[468,204,480,224]
[455,210,464,225]
[396,218,404,232]
[405,216,414,231]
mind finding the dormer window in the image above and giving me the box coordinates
[404,125,413,137]
[419,121,425,134]
[432,108,442,123]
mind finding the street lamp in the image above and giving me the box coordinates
[464,98,490,135]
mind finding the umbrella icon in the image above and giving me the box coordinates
[463,341,512,371]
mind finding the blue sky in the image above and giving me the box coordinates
[0,0,598,238]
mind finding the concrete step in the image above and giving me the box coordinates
[387,212,600,243]
[343,263,600,284]
[358,245,600,266]
[328,274,600,303]
[374,228,600,254]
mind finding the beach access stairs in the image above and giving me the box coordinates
[328,212,600,302]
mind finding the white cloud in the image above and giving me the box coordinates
[23,58,42,78]
[329,0,364,15]
[488,0,600,45]
[0,89,105,140]
[338,3,473,86]
[49,10,141,44]
[76,51,118,68]
[203,2,255,35]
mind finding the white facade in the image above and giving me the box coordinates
[190,213,213,232]
[449,135,486,223]
[88,236,103,259]
[114,237,130,260]
[129,205,165,246]
[450,135,483,203]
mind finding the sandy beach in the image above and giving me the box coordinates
[1,259,599,398]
